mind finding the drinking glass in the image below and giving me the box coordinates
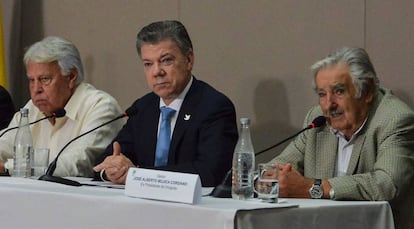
[31,148,50,177]
[254,163,278,203]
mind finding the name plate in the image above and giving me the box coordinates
[125,168,202,204]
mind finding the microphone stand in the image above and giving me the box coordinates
[210,116,326,198]
[0,116,51,138]
[38,174,82,186]
[210,170,232,198]
[254,126,310,157]
[255,115,326,157]
[210,128,309,198]
[39,114,126,186]
[0,109,66,138]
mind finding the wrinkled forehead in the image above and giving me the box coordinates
[315,63,352,87]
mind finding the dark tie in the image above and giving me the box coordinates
[154,106,176,167]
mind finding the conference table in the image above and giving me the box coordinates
[0,177,394,229]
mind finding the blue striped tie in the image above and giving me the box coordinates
[154,106,176,167]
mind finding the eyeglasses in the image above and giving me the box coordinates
[28,76,53,86]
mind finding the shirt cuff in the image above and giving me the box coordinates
[329,188,335,200]
[100,169,108,181]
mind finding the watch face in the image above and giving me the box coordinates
[310,186,323,198]
[309,179,323,199]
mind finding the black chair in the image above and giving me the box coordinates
[0,85,15,130]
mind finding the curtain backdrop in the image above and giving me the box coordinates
[0,2,7,88]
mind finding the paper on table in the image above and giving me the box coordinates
[66,177,125,189]
[247,198,288,204]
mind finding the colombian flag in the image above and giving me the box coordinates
[0,2,7,88]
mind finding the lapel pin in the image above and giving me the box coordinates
[184,114,191,121]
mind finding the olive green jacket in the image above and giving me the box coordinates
[273,88,414,229]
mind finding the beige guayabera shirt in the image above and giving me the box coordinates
[0,83,124,177]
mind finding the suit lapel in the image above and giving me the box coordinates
[140,96,160,166]
[346,92,381,175]
[347,132,366,175]
[168,79,201,164]
[316,129,338,178]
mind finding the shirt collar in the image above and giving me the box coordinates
[330,117,368,143]
[62,83,86,121]
[159,76,193,111]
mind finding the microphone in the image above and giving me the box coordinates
[38,107,138,186]
[210,115,326,198]
[255,115,326,156]
[0,109,66,138]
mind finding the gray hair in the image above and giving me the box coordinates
[311,47,379,98]
[23,36,84,84]
[136,20,193,58]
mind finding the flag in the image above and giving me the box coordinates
[0,2,7,88]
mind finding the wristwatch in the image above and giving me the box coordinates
[309,179,323,199]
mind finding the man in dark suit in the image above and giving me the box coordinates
[0,85,15,130]
[0,85,14,174]
[94,20,238,187]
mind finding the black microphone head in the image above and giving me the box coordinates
[125,107,138,117]
[311,116,326,128]
[53,109,66,118]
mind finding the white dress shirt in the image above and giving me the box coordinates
[331,118,367,177]
[0,83,124,177]
[158,76,193,137]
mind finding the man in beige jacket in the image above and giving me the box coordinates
[272,47,414,229]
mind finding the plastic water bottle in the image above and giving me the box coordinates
[232,118,255,200]
[12,108,33,177]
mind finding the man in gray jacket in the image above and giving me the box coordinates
[271,47,414,229]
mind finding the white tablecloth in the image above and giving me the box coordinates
[0,177,394,229]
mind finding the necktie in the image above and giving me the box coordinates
[154,106,176,167]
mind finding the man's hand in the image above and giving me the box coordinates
[93,142,135,184]
[0,160,7,174]
[278,163,313,198]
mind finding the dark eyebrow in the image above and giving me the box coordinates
[142,53,174,63]
[330,83,346,91]
[27,74,52,79]
[160,53,174,59]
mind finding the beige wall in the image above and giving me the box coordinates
[2,0,414,163]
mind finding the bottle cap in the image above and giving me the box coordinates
[240,118,250,125]
[19,108,29,115]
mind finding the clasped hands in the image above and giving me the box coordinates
[0,160,7,174]
[261,163,330,198]
[93,142,134,184]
